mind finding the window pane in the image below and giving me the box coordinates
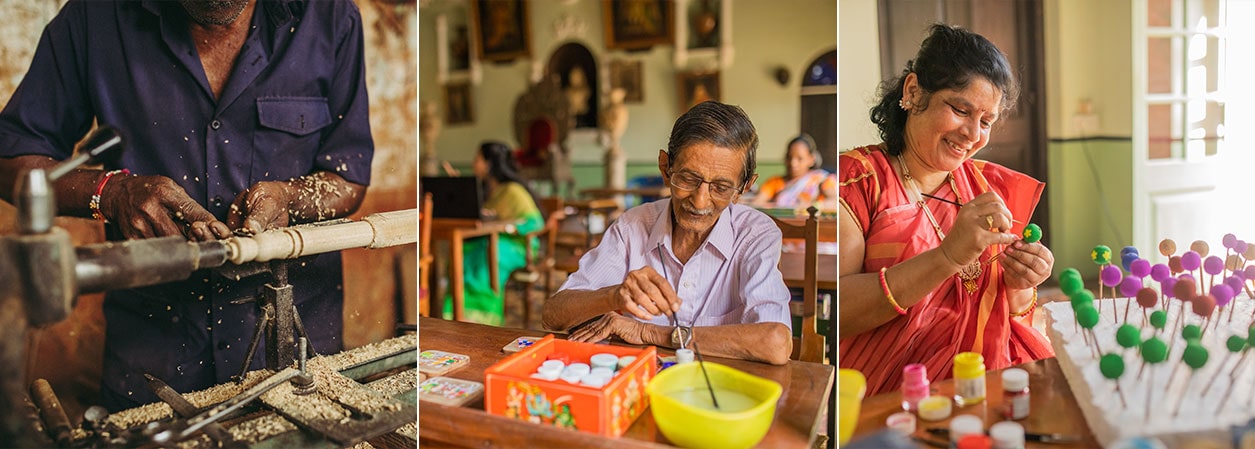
[1185,0,1222,30]
[1148,37,1175,94]
[1148,103,1178,160]
[1149,0,1173,27]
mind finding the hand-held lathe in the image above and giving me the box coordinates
[1,127,417,447]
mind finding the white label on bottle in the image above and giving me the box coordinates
[957,377,985,402]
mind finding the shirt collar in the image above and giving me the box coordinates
[647,199,736,260]
[138,0,303,28]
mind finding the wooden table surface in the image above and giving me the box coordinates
[427,218,514,320]
[852,357,1098,448]
[418,317,834,448]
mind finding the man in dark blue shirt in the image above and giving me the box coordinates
[0,0,374,411]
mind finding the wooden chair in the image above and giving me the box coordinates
[551,197,621,277]
[771,206,823,363]
[418,193,434,317]
[509,197,566,329]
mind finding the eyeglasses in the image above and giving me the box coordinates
[668,170,742,201]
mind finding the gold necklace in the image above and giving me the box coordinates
[896,153,982,294]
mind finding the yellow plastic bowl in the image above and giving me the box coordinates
[837,369,867,445]
[646,362,782,449]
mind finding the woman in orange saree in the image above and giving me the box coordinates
[838,24,1055,396]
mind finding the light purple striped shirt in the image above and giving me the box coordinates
[559,199,792,330]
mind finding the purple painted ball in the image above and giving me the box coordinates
[1130,259,1152,278]
[1120,276,1143,297]
[1224,233,1238,249]
[1162,277,1178,299]
[1226,276,1244,294]
[1151,263,1171,282]
[1101,264,1124,287]
[1247,265,1255,280]
[1121,252,1139,272]
[1212,284,1235,306]
[1182,251,1202,271]
[1204,255,1225,275]
[1238,240,1249,254]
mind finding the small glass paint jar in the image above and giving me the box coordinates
[1001,368,1030,420]
[949,414,984,447]
[990,421,1025,449]
[675,349,695,364]
[901,363,930,412]
[953,352,987,406]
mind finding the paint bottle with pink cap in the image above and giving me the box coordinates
[900,363,930,412]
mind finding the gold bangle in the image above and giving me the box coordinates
[880,267,907,315]
[1011,288,1038,318]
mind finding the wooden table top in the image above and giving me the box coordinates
[429,218,515,238]
[852,357,1098,448]
[418,317,834,448]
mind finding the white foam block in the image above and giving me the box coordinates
[1045,295,1255,447]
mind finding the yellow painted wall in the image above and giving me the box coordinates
[837,0,881,150]
[418,0,838,167]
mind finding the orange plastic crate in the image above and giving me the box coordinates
[484,335,658,436]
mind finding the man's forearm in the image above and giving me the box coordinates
[283,171,366,223]
[542,286,618,331]
[1,155,110,218]
[688,322,793,365]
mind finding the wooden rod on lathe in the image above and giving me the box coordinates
[225,209,417,265]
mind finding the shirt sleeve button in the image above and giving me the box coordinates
[210,120,221,130]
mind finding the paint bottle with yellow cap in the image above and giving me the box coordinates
[952,352,986,406]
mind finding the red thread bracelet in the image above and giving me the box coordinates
[90,169,129,222]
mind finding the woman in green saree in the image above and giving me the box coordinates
[444,141,543,325]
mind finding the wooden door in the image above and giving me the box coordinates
[877,0,1050,239]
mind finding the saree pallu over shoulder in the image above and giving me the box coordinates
[838,145,1053,396]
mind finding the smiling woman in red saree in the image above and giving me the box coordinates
[837,24,1055,396]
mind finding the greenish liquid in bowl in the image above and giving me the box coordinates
[670,388,760,413]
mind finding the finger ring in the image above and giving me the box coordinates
[985,215,994,229]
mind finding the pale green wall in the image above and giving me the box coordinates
[418,0,837,183]
[1043,0,1135,278]
[1046,139,1133,275]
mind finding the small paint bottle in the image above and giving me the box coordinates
[900,363,930,412]
[1001,368,1030,420]
[949,414,984,448]
[953,352,986,406]
[990,421,1025,449]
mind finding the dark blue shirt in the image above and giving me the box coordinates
[0,0,374,410]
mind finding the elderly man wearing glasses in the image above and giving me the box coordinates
[542,101,793,365]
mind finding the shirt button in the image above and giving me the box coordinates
[211,195,224,207]
[211,120,221,130]
[217,341,229,350]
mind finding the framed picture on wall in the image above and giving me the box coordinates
[445,82,473,125]
[470,0,531,62]
[677,71,719,111]
[609,59,644,103]
[603,0,673,50]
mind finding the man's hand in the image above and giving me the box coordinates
[101,174,229,241]
[568,312,651,345]
[609,266,681,321]
[226,181,294,234]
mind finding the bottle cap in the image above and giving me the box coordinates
[949,414,984,443]
[885,411,916,434]
[675,349,695,364]
[954,352,986,378]
[1002,368,1029,392]
[617,356,637,369]
[989,421,1025,448]
[956,434,993,449]
[590,353,619,370]
[917,395,953,421]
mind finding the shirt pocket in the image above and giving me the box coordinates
[252,97,332,180]
[256,97,332,136]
